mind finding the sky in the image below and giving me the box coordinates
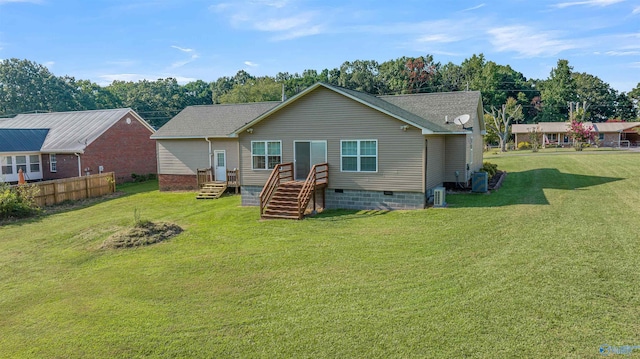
[0,0,639,93]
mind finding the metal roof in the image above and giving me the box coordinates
[0,108,151,153]
[0,129,49,152]
[151,102,281,139]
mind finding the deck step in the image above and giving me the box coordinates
[196,182,228,199]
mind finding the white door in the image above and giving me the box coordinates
[214,150,226,181]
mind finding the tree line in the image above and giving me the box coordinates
[1,56,638,129]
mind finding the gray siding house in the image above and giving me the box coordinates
[151,102,280,190]
[233,83,484,210]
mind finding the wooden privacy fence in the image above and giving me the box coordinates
[11,172,116,207]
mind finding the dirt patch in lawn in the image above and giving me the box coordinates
[101,221,183,249]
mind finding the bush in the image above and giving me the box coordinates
[131,173,157,182]
[517,142,531,150]
[480,162,498,178]
[0,182,41,219]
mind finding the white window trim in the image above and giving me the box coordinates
[251,140,282,170]
[50,153,57,173]
[340,139,378,173]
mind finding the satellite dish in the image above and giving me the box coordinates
[453,114,470,126]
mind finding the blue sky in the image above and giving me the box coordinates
[1,0,639,92]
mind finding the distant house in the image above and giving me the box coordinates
[512,122,640,148]
[155,83,485,212]
[0,108,156,183]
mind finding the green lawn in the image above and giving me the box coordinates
[1,152,640,358]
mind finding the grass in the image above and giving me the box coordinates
[1,152,640,358]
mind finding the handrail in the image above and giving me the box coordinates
[259,162,293,216]
[296,163,329,219]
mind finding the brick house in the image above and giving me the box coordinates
[0,108,156,183]
[512,122,640,148]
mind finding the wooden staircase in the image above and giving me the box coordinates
[262,181,304,219]
[260,162,329,220]
[196,181,227,199]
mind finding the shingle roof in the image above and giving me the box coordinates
[0,108,150,153]
[151,102,281,139]
[379,91,483,132]
[0,129,49,152]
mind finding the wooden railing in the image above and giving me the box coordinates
[296,163,329,218]
[259,162,294,216]
[226,169,240,193]
[197,168,212,188]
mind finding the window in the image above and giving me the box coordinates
[548,133,558,142]
[598,133,605,141]
[341,140,377,172]
[29,155,40,173]
[252,141,281,170]
[15,155,27,173]
[50,154,57,172]
[1,156,12,175]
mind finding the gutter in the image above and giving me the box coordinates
[205,138,213,169]
[74,153,82,177]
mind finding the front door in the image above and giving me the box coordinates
[294,141,326,180]
[214,150,226,181]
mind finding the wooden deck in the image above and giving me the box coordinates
[196,168,240,199]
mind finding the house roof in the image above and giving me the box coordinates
[512,122,640,134]
[0,129,50,152]
[0,108,152,153]
[151,102,281,139]
[234,83,483,135]
[379,91,484,132]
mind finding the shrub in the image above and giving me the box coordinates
[131,173,157,182]
[517,142,531,150]
[480,162,498,178]
[0,182,41,219]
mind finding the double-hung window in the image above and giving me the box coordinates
[15,156,27,173]
[29,155,40,173]
[50,154,57,172]
[252,141,281,170]
[341,140,377,172]
[1,156,12,175]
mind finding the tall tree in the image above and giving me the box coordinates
[337,60,382,94]
[218,76,282,104]
[0,58,81,116]
[628,83,640,120]
[572,72,616,122]
[538,59,577,122]
[405,55,439,93]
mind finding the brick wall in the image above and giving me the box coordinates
[159,174,198,191]
[82,114,156,183]
[42,153,80,180]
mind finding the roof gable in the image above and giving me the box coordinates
[512,122,640,134]
[0,109,152,153]
[234,83,482,135]
[152,102,281,139]
[0,129,49,152]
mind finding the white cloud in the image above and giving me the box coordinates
[605,50,640,56]
[462,3,486,12]
[171,45,195,53]
[43,61,55,68]
[553,0,625,8]
[244,61,258,67]
[416,34,459,44]
[170,45,199,69]
[211,0,325,41]
[633,6,640,14]
[488,26,577,57]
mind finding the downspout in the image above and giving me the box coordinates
[205,137,213,181]
[74,153,82,177]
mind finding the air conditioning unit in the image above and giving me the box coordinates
[433,187,446,207]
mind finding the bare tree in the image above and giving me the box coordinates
[485,98,523,152]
